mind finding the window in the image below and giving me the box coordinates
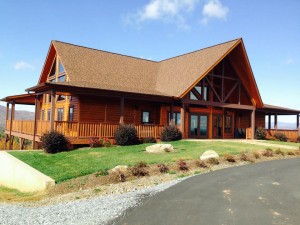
[47,109,51,121]
[168,112,181,125]
[189,86,209,101]
[190,92,198,100]
[58,75,66,82]
[57,108,64,121]
[49,58,56,77]
[142,111,150,123]
[59,61,65,73]
[49,78,56,83]
[41,110,45,121]
[68,106,74,122]
[57,95,66,102]
[225,115,232,133]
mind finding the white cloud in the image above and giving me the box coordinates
[125,0,199,29]
[201,0,229,24]
[14,61,35,70]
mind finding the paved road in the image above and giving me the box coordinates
[114,159,300,225]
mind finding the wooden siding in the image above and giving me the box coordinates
[79,95,161,125]
[255,111,265,128]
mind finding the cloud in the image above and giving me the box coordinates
[14,61,35,70]
[201,0,229,24]
[124,0,199,29]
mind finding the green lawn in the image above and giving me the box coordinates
[9,140,292,183]
[260,140,300,147]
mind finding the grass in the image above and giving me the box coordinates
[0,186,40,202]
[9,140,285,183]
[260,140,300,147]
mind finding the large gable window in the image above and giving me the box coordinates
[58,60,66,82]
[189,82,209,101]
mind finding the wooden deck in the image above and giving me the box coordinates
[5,120,164,144]
[265,129,299,140]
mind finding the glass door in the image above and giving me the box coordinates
[189,114,208,138]
[213,114,223,138]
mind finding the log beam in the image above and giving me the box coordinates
[50,90,56,131]
[274,114,278,130]
[180,104,185,137]
[251,110,255,139]
[9,102,15,150]
[119,97,124,124]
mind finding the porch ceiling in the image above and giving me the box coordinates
[0,93,36,105]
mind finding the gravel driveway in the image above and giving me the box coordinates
[0,180,179,225]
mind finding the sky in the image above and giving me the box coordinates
[0,0,299,123]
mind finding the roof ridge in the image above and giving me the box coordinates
[52,40,158,63]
[158,38,242,62]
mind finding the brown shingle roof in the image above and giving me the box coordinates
[48,38,251,99]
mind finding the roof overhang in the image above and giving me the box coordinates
[0,93,37,105]
[26,82,174,103]
[258,104,300,115]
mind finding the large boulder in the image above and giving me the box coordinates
[200,150,219,160]
[146,144,174,154]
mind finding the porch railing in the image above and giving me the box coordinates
[6,120,164,139]
[265,129,299,140]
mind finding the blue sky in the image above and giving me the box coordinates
[0,0,299,122]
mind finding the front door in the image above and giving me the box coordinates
[189,114,208,138]
[213,114,223,138]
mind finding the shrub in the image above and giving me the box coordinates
[110,169,126,182]
[195,159,208,168]
[224,154,236,163]
[161,125,182,142]
[274,133,287,142]
[262,149,273,157]
[287,151,295,156]
[207,157,219,165]
[157,163,169,173]
[142,137,157,143]
[114,124,139,146]
[89,137,112,148]
[89,138,103,148]
[297,137,300,143]
[255,127,266,140]
[253,151,261,159]
[130,161,149,177]
[239,152,253,162]
[41,131,69,154]
[177,159,189,171]
[275,149,285,156]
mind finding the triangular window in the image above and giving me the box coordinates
[59,61,65,73]
[49,58,56,77]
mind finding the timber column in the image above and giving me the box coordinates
[251,109,255,139]
[180,103,185,138]
[50,90,56,131]
[169,101,174,125]
[32,95,41,149]
[297,114,299,136]
[119,97,124,124]
[9,102,15,150]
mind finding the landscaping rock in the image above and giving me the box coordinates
[111,165,128,173]
[200,150,219,160]
[146,144,174,154]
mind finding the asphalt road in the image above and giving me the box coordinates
[113,158,300,225]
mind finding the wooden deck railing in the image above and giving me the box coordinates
[265,129,299,140]
[6,120,164,139]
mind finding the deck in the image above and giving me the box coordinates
[5,120,164,145]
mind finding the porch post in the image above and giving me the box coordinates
[180,103,185,138]
[9,102,15,150]
[5,103,9,150]
[119,97,124,124]
[268,114,271,130]
[297,114,299,130]
[274,114,278,130]
[32,95,40,149]
[251,109,255,139]
[50,90,56,131]
[169,101,174,125]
